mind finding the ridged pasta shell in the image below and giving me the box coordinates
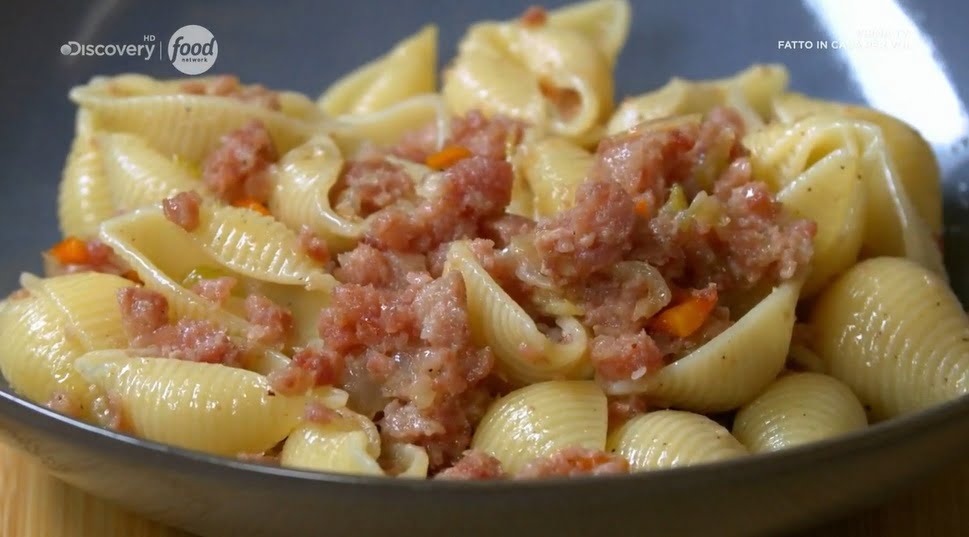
[471,380,607,474]
[771,92,942,236]
[74,351,304,456]
[58,120,113,238]
[546,0,631,65]
[0,294,91,412]
[745,115,943,277]
[70,75,318,163]
[329,94,450,157]
[384,443,430,478]
[607,410,748,470]
[281,423,382,476]
[98,132,203,213]
[20,272,134,352]
[318,25,437,116]
[607,64,788,134]
[191,204,335,291]
[603,279,802,412]
[733,372,868,453]
[776,148,866,296]
[811,257,969,420]
[446,241,590,385]
[517,137,592,217]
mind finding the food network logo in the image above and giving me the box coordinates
[60,24,218,75]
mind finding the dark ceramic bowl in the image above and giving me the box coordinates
[1,1,967,536]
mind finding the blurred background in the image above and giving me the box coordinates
[1,0,966,302]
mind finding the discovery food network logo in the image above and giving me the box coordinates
[60,24,218,75]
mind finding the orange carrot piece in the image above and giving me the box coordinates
[634,197,653,218]
[648,288,718,338]
[49,237,90,265]
[425,145,473,170]
[232,198,271,216]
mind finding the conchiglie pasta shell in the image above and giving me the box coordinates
[58,125,113,238]
[811,257,969,420]
[98,132,203,212]
[732,372,867,453]
[74,351,304,456]
[329,93,450,157]
[190,204,335,291]
[607,64,788,134]
[471,380,607,474]
[607,410,748,470]
[20,272,134,351]
[546,0,631,65]
[444,41,544,125]
[384,443,430,478]
[0,294,93,412]
[318,25,437,116]
[517,137,592,217]
[776,148,866,296]
[603,279,802,412]
[70,76,316,163]
[771,92,942,236]
[281,422,383,476]
[446,241,590,385]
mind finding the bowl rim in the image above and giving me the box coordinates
[3,380,968,491]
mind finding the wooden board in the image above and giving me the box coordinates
[0,441,966,536]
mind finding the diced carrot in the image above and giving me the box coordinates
[232,198,271,216]
[425,145,473,170]
[648,287,718,338]
[634,197,653,218]
[49,237,90,265]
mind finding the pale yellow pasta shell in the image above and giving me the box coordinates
[772,92,942,236]
[811,257,969,420]
[98,132,203,212]
[383,443,430,479]
[58,123,113,239]
[281,422,383,476]
[603,279,802,412]
[0,294,91,412]
[608,64,788,134]
[318,25,437,116]
[607,410,748,471]
[70,75,317,163]
[20,272,134,352]
[472,380,607,474]
[546,0,631,65]
[776,148,866,296]
[74,351,304,456]
[329,94,450,157]
[446,241,590,385]
[517,137,592,217]
[733,372,867,453]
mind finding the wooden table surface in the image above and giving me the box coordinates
[1,441,966,537]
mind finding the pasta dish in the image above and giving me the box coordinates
[1,0,966,480]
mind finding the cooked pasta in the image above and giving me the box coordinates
[811,257,969,420]
[733,372,868,453]
[0,0,963,481]
[607,411,748,470]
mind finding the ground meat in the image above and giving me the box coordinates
[46,239,129,277]
[365,156,513,252]
[435,449,504,480]
[191,276,237,305]
[181,75,281,110]
[334,243,427,289]
[162,191,202,231]
[117,287,242,366]
[244,294,293,347]
[298,226,331,265]
[46,391,82,418]
[91,392,128,432]
[333,159,416,218]
[391,122,440,162]
[449,111,523,160]
[590,332,665,382]
[519,5,547,26]
[534,180,635,286]
[316,270,495,470]
[581,264,668,336]
[267,363,314,396]
[515,447,629,478]
[288,342,343,387]
[607,395,649,425]
[303,400,340,424]
[478,214,536,248]
[203,120,278,205]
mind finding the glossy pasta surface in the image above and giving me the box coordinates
[0,0,960,481]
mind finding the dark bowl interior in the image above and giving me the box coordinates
[1,1,967,536]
